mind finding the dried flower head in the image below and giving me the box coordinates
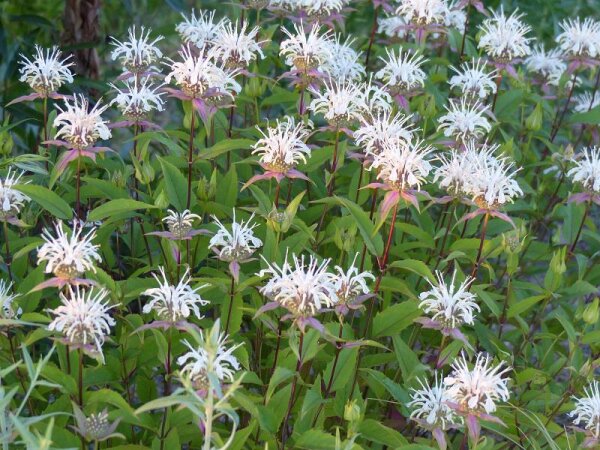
[567,146,600,193]
[142,267,209,323]
[162,209,201,240]
[0,168,30,220]
[419,270,479,329]
[449,59,497,100]
[72,406,123,442]
[18,45,74,96]
[375,48,427,95]
[280,23,333,73]
[570,381,600,440]
[110,78,165,121]
[557,18,600,60]
[210,211,263,262]
[53,94,111,150]
[176,9,227,49]
[0,280,21,320]
[478,7,532,62]
[212,21,266,69]
[38,221,102,280]
[408,373,460,431]
[110,26,163,74]
[48,286,117,360]
[309,79,365,128]
[437,99,492,144]
[444,352,511,415]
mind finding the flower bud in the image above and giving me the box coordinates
[583,298,599,325]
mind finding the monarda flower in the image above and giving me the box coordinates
[256,252,337,332]
[557,18,600,71]
[331,256,374,316]
[36,221,102,289]
[378,14,409,40]
[396,0,448,26]
[566,146,600,205]
[142,267,209,327]
[148,209,206,241]
[309,79,366,130]
[110,26,163,76]
[444,352,510,442]
[355,110,416,156]
[209,211,263,280]
[569,380,600,448]
[449,59,497,101]
[47,286,117,362]
[279,23,333,80]
[525,45,566,86]
[211,21,266,70]
[408,372,461,450]
[109,78,165,128]
[417,270,479,345]
[573,92,600,114]
[437,99,492,146]
[359,77,393,116]
[8,45,73,105]
[0,280,21,321]
[245,116,313,187]
[299,0,350,23]
[176,9,228,50]
[375,48,427,108]
[0,168,30,224]
[433,146,482,203]
[321,35,365,82]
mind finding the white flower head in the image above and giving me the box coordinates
[0,280,21,320]
[557,18,600,60]
[437,99,492,143]
[212,21,266,69]
[408,372,460,431]
[18,45,74,96]
[299,0,349,17]
[567,146,600,193]
[142,267,209,323]
[449,59,497,100]
[309,78,365,128]
[321,35,365,81]
[396,0,449,26]
[332,255,374,305]
[252,116,313,173]
[355,110,416,155]
[163,209,201,240]
[48,286,117,361]
[525,45,566,80]
[176,9,228,49]
[444,352,511,414]
[0,168,30,219]
[53,94,111,149]
[573,92,600,114]
[110,78,165,121]
[360,77,393,116]
[444,3,466,32]
[279,23,333,72]
[570,381,600,439]
[375,48,427,95]
[367,139,434,191]
[478,7,532,62]
[258,252,337,317]
[433,146,479,197]
[378,14,408,39]
[419,270,479,329]
[165,45,241,101]
[177,323,242,389]
[110,26,163,74]
[37,221,102,280]
[210,211,263,262]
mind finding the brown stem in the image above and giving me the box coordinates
[78,348,84,406]
[274,183,281,209]
[549,71,578,142]
[224,275,235,335]
[491,72,503,113]
[75,153,82,219]
[458,3,471,60]
[470,212,490,279]
[186,109,196,210]
[364,5,379,68]
[281,332,304,446]
[569,201,590,255]
[3,221,13,282]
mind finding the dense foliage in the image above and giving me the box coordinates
[1,0,600,448]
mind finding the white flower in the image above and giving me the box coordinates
[48,286,117,360]
[165,45,241,101]
[573,92,600,114]
[478,7,532,62]
[110,26,163,74]
[557,18,600,59]
[419,270,479,329]
[18,45,74,96]
[437,99,492,143]
[449,59,497,100]
[444,3,466,32]
[444,352,511,414]
[177,324,242,387]
[142,267,209,323]
[299,0,349,16]
[331,256,374,305]
[367,139,434,191]
[396,0,449,25]
[525,45,566,80]
[53,94,111,149]
[212,21,266,68]
[375,48,427,94]
[0,168,30,219]
[408,373,460,431]
[176,9,228,49]
[0,280,21,320]
[360,77,393,115]
[322,35,365,81]
[378,15,408,39]
[567,146,600,193]
[570,381,600,439]
[258,253,337,317]
[433,146,479,197]
[210,211,263,262]
[355,110,416,155]
[37,221,102,280]
[110,78,165,121]
[252,116,313,173]
[163,209,201,239]
[279,23,333,72]
[309,79,365,127]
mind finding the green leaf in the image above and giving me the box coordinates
[87,199,158,222]
[215,165,238,209]
[200,138,253,160]
[295,429,337,449]
[372,300,420,338]
[13,184,71,219]
[358,419,408,447]
[388,259,435,282]
[507,294,547,319]
[568,105,600,124]
[159,157,190,210]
